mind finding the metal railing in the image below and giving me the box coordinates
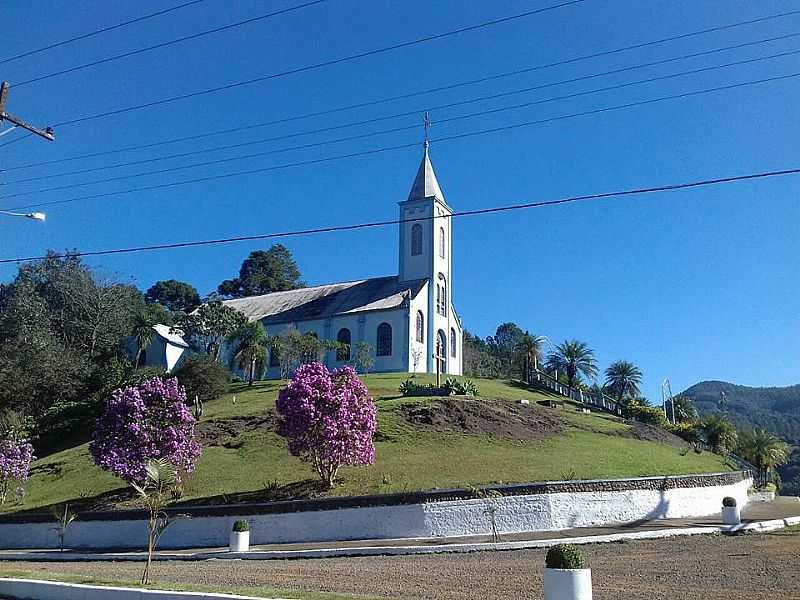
[528,369,623,416]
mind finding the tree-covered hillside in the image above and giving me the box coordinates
[681,380,800,443]
[681,380,800,494]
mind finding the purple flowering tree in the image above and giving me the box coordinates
[90,377,201,485]
[276,363,377,488]
[0,439,35,505]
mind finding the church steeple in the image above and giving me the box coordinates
[407,142,445,202]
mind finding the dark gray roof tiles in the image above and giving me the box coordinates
[222,276,427,324]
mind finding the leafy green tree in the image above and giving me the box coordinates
[353,341,375,375]
[737,428,789,487]
[145,279,200,313]
[175,301,246,361]
[545,340,598,390]
[173,355,231,403]
[516,331,546,382]
[217,244,304,299]
[463,330,500,378]
[603,360,643,403]
[487,322,525,378]
[702,413,738,454]
[227,322,269,385]
[667,395,699,424]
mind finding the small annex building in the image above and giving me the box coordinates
[223,145,463,377]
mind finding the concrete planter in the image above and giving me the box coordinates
[543,568,593,600]
[722,505,741,525]
[229,530,250,552]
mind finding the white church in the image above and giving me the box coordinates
[222,144,463,377]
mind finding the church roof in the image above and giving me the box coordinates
[221,276,427,324]
[152,324,189,348]
[406,143,445,202]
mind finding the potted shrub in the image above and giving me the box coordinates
[229,520,250,552]
[544,544,592,600]
[721,497,741,525]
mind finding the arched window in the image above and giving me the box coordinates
[415,311,424,343]
[450,328,457,358]
[436,330,447,371]
[439,226,446,258]
[376,323,392,356]
[411,223,423,256]
[437,273,447,316]
[336,328,351,361]
[269,347,280,367]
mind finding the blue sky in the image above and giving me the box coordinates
[1,0,798,401]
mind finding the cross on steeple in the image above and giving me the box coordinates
[423,111,431,148]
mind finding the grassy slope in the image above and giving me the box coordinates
[11,374,729,513]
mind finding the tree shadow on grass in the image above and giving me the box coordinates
[0,486,134,518]
[174,478,331,508]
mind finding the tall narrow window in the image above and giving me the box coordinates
[437,273,447,316]
[415,311,424,343]
[439,227,446,258]
[377,323,392,356]
[269,347,280,367]
[436,330,447,370]
[450,328,457,358]
[411,223,423,256]
[336,328,351,361]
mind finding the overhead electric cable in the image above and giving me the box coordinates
[13,0,329,87]
[1,166,798,264]
[6,69,800,213]
[47,1,588,128]
[7,8,799,172]
[0,0,206,67]
[0,132,32,149]
[6,33,800,185]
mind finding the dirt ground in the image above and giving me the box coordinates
[400,396,564,441]
[7,530,800,600]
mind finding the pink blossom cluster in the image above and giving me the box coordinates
[276,363,376,475]
[90,377,201,484]
[0,439,35,500]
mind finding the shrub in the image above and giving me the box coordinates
[399,380,451,397]
[545,544,586,569]
[232,519,249,532]
[444,378,480,396]
[173,355,231,403]
[667,421,701,444]
[624,400,667,427]
[276,363,377,488]
[722,496,737,507]
[90,377,201,485]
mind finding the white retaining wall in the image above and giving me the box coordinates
[0,578,269,600]
[0,474,750,550]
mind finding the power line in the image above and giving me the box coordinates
[13,0,329,88]
[48,0,588,128]
[5,50,800,199]
[7,8,799,172]
[7,69,800,213]
[6,32,799,186]
[2,165,798,264]
[0,0,206,67]
[0,132,32,149]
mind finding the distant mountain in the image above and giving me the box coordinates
[680,380,800,443]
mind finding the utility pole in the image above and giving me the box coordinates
[0,81,55,141]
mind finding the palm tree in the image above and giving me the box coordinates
[132,312,156,368]
[737,428,789,487]
[603,360,643,403]
[545,340,598,390]
[227,321,268,386]
[702,413,738,454]
[516,332,547,382]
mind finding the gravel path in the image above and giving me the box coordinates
[4,531,800,600]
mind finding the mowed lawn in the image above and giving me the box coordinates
[9,374,730,513]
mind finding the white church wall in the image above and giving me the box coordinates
[407,283,429,375]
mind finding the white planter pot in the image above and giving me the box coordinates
[722,505,741,525]
[229,530,250,552]
[544,568,593,600]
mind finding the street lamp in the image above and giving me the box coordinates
[0,210,46,221]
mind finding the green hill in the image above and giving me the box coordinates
[680,380,800,494]
[8,375,730,515]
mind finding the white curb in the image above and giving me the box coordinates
[0,577,290,600]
